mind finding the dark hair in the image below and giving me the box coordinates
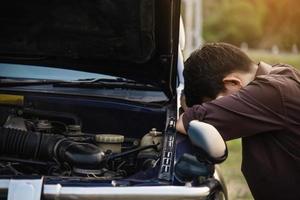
[183,42,254,106]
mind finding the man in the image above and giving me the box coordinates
[176,43,300,200]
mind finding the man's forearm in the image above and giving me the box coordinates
[176,114,187,134]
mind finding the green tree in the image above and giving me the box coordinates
[202,0,300,50]
[203,0,266,47]
[262,0,300,49]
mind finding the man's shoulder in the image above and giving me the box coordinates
[254,63,300,86]
[270,63,300,80]
[248,63,300,111]
[272,63,293,68]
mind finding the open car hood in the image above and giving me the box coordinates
[0,0,181,98]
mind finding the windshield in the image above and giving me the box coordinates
[0,63,115,81]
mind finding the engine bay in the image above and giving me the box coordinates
[0,109,165,179]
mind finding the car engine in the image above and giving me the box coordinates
[0,113,163,179]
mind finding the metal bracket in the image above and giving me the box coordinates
[7,178,43,200]
[158,118,177,182]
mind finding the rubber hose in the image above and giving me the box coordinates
[0,127,104,170]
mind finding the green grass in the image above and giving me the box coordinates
[219,50,300,200]
[247,50,300,68]
[220,139,253,200]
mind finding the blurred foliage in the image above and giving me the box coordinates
[203,0,300,50]
[220,139,253,200]
[248,50,300,67]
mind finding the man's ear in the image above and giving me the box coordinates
[222,76,242,93]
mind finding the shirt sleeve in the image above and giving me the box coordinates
[182,77,285,141]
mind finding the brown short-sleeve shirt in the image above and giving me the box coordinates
[183,63,300,200]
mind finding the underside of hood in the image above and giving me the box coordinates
[0,0,181,98]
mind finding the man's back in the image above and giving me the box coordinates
[241,64,300,199]
[182,63,300,199]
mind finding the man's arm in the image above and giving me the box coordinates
[176,78,285,141]
[176,113,187,134]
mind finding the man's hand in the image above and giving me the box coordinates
[176,113,187,134]
[177,91,188,134]
[180,92,188,112]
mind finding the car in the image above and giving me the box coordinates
[0,0,228,200]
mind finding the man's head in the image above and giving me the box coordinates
[183,42,257,106]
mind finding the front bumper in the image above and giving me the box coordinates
[44,185,210,200]
[0,178,212,200]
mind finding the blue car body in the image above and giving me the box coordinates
[0,0,227,199]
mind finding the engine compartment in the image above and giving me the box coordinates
[0,113,163,179]
[0,94,170,180]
